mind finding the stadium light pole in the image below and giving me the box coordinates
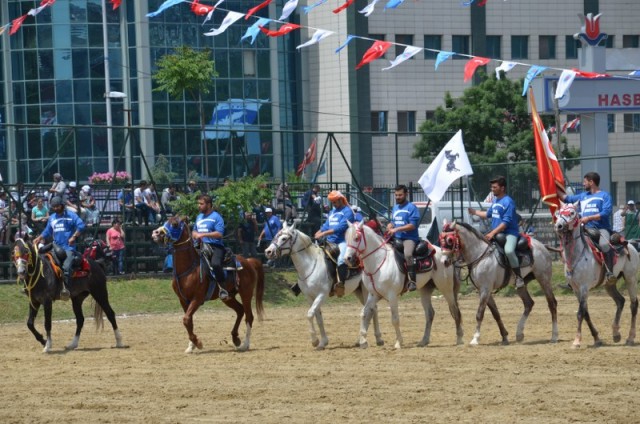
[101,0,114,174]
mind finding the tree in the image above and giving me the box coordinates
[150,154,177,185]
[152,46,218,187]
[414,73,579,206]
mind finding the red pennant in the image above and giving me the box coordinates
[333,0,355,14]
[571,68,611,78]
[355,41,392,70]
[191,0,214,16]
[40,0,56,6]
[463,56,490,82]
[10,15,28,36]
[246,0,273,20]
[259,23,301,37]
[296,139,317,176]
[110,0,122,10]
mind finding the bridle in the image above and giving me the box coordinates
[555,204,588,273]
[346,225,392,288]
[14,239,44,309]
[270,228,318,281]
[439,226,494,285]
[156,220,192,251]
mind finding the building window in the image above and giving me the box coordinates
[624,113,640,132]
[608,114,615,133]
[397,111,416,133]
[424,35,442,59]
[626,182,640,205]
[243,50,256,76]
[452,35,470,59]
[371,111,387,134]
[395,34,414,58]
[539,35,556,59]
[511,36,528,59]
[486,36,501,59]
[605,35,615,48]
[623,35,640,48]
[565,35,580,59]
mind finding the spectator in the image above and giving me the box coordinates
[161,184,178,218]
[106,218,126,275]
[302,184,322,235]
[144,182,160,224]
[623,200,640,240]
[134,180,151,225]
[64,181,81,214]
[118,183,135,224]
[31,197,49,235]
[612,204,626,235]
[80,185,100,225]
[185,180,197,194]
[237,211,258,258]
[48,172,66,201]
[258,207,282,267]
[352,206,364,223]
[275,182,297,222]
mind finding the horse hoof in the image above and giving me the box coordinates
[593,340,603,348]
[376,340,385,347]
[625,339,635,346]
[359,341,369,349]
[501,339,509,346]
[232,337,241,348]
[613,334,622,343]
[315,345,325,351]
[312,339,320,348]
[516,334,524,343]
[196,341,204,350]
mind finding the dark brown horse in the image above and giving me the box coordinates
[151,216,265,353]
[13,238,125,352]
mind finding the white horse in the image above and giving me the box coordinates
[439,221,559,346]
[264,222,384,349]
[554,201,639,347]
[343,221,463,349]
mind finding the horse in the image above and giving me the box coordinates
[151,216,265,353]
[438,221,558,346]
[343,221,464,349]
[13,238,125,353]
[554,201,639,347]
[264,222,384,349]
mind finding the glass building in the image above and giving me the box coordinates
[1,0,304,184]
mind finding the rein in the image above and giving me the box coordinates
[348,227,393,296]
[556,207,590,275]
[160,222,200,301]
[273,230,318,282]
[444,229,495,289]
[15,240,44,310]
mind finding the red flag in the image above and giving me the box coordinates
[529,89,565,220]
[355,40,392,70]
[259,23,301,37]
[109,0,122,9]
[191,0,214,15]
[246,0,273,20]
[463,56,490,82]
[333,0,355,13]
[571,68,610,78]
[10,15,28,36]
[40,0,56,6]
[296,139,317,176]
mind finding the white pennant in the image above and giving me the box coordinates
[382,45,422,70]
[279,0,299,20]
[203,11,244,36]
[358,0,381,17]
[296,29,333,50]
[495,61,516,79]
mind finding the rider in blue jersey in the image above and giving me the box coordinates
[387,185,420,292]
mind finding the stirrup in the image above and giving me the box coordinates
[334,281,345,297]
[605,271,617,284]
[60,287,70,301]
[218,285,229,301]
[406,281,417,292]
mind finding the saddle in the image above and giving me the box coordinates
[492,233,534,269]
[83,239,112,273]
[40,243,92,279]
[582,228,629,267]
[389,239,436,274]
[198,244,242,299]
[318,239,361,286]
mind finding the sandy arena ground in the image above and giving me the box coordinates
[2,293,640,423]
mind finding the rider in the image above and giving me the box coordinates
[314,190,355,296]
[33,196,85,301]
[191,194,227,300]
[386,184,420,292]
[560,171,615,283]
[468,176,523,289]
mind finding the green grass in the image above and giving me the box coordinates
[0,261,619,325]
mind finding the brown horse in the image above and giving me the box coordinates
[151,216,265,353]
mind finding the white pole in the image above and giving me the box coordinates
[101,0,114,174]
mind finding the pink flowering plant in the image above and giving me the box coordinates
[88,171,131,184]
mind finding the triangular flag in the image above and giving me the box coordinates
[335,35,355,53]
[358,0,381,17]
[554,69,577,99]
[203,11,244,36]
[245,0,273,20]
[0,24,10,36]
[259,23,301,37]
[382,45,422,71]
[435,51,454,70]
[303,0,328,14]
[522,65,547,96]
[279,0,299,20]
[191,0,215,16]
[384,0,405,9]
[147,0,187,18]
[10,15,29,36]
[356,40,392,70]
[296,139,317,176]
[333,0,355,14]
[110,0,122,10]
[463,56,490,82]
[629,70,640,77]
[28,4,50,16]
[241,18,271,44]
[296,29,333,50]
[571,68,611,78]
[418,130,474,203]
[495,61,516,79]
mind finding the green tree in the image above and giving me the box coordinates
[414,73,579,206]
[152,46,218,186]
[150,154,178,185]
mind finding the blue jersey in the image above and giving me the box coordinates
[486,195,519,236]
[41,209,86,251]
[195,210,225,246]
[262,215,282,241]
[321,205,355,243]
[391,201,420,242]
[565,190,612,231]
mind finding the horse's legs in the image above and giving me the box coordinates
[359,293,379,349]
[388,292,403,349]
[537,273,559,343]
[183,300,204,353]
[470,290,490,346]
[26,301,46,348]
[574,290,601,348]
[66,295,87,350]
[417,283,435,347]
[625,272,638,346]
[354,285,384,346]
[605,283,625,343]
[42,301,53,353]
[222,297,246,349]
[514,286,535,343]
[306,294,328,349]
[90,279,124,348]
[438,279,464,346]
[486,295,509,345]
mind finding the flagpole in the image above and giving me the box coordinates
[101,0,114,174]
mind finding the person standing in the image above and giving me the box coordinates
[258,207,282,266]
[386,185,420,292]
[64,181,80,215]
[314,190,355,295]
[561,172,615,282]
[48,172,66,201]
[237,211,258,258]
[302,184,322,236]
[612,203,626,235]
[192,194,227,299]
[33,196,85,301]
[469,175,524,288]
[623,200,640,240]
[106,218,126,275]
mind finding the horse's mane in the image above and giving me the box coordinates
[455,221,488,243]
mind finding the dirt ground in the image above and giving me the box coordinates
[2,293,640,424]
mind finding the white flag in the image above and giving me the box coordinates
[358,0,381,17]
[382,45,422,70]
[418,130,474,203]
[495,61,516,79]
[296,29,333,50]
[554,69,577,99]
[279,0,299,20]
[203,11,244,37]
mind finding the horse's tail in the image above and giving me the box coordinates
[93,299,105,331]
[248,257,265,322]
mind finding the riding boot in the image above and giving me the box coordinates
[214,269,229,301]
[60,275,71,301]
[406,264,417,292]
[335,264,348,297]
[513,268,525,289]
[290,283,301,296]
[604,249,617,284]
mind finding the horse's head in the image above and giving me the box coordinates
[13,238,35,279]
[265,221,299,259]
[152,215,187,246]
[438,220,461,258]
[554,201,580,234]
[344,221,367,267]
